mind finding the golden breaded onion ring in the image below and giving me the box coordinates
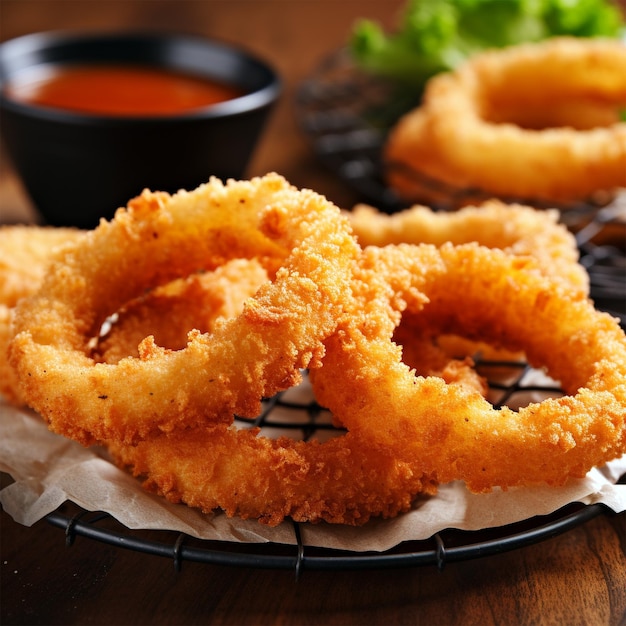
[107,423,438,527]
[346,199,589,396]
[385,37,626,206]
[310,243,626,493]
[0,225,83,405]
[347,200,589,293]
[9,174,361,445]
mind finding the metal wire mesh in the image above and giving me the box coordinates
[46,498,610,575]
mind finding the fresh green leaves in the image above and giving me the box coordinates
[350,0,624,88]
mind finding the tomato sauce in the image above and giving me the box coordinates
[4,64,244,116]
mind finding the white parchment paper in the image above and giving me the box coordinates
[1,399,625,552]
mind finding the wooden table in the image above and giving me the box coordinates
[2,2,625,624]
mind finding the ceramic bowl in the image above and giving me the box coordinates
[0,31,281,228]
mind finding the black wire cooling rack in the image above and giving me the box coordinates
[45,498,610,576]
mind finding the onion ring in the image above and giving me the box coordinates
[310,243,626,492]
[107,424,438,526]
[346,199,589,394]
[347,200,589,293]
[9,174,361,445]
[385,37,626,206]
[0,225,83,404]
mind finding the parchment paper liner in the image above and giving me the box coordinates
[2,399,625,553]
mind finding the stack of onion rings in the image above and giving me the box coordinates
[385,37,626,207]
[101,242,626,522]
[5,174,626,526]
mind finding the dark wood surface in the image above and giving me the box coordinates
[2,2,625,624]
[2,508,625,626]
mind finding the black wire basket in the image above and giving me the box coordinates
[45,498,612,576]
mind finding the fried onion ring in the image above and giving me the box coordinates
[9,174,361,445]
[107,424,438,526]
[346,199,589,394]
[310,243,626,492]
[0,225,83,404]
[385,37,626,206]
[347,200,589,293]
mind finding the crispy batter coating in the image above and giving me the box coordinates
[393,324,488,396]
[0,305,17,402]
[0,225,83,404]
[310,243,626,492]
[107,425,438,526]
[0,225,84,308]
[347,200,589,293]
[385,37,626,206]
[9,174,361,445]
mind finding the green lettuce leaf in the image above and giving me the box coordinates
[350,0,624,88]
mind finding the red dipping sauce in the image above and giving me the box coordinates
[4,64,244,116]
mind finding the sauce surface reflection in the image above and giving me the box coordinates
[5,64,244,116]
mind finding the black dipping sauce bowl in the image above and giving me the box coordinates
[0,31,281,229]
